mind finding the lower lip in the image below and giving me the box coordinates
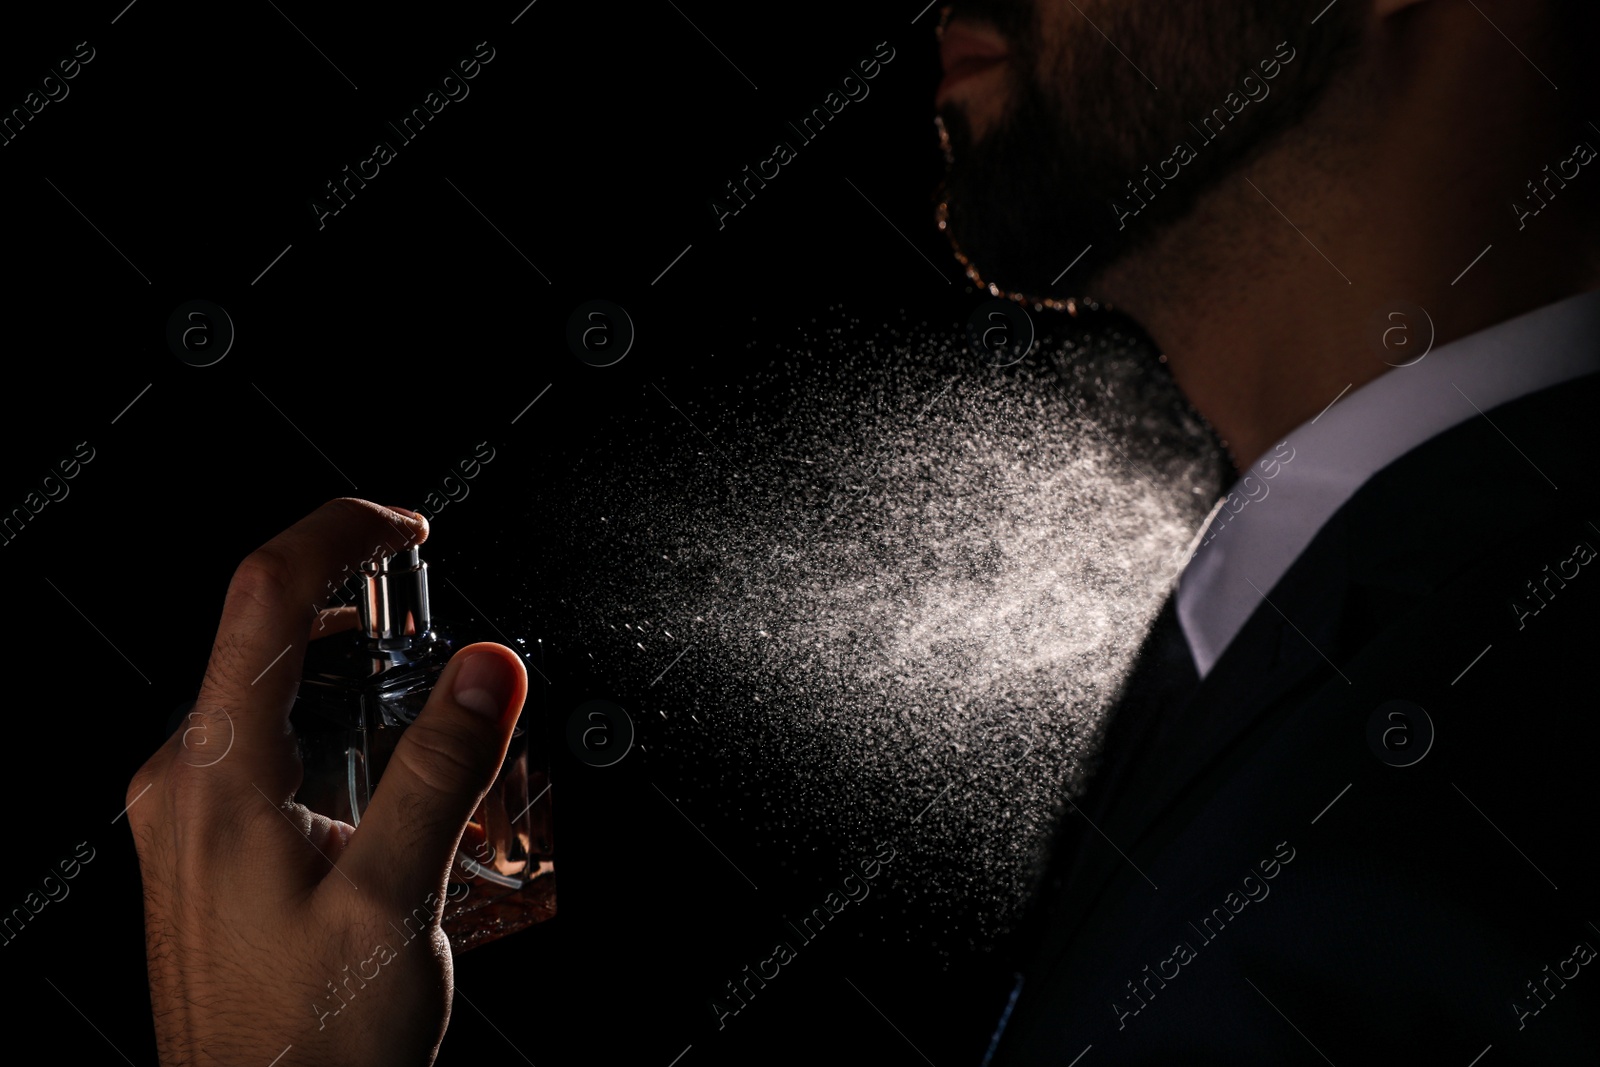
[936,55,1009,106]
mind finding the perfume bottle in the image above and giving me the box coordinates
[291,546,555,951]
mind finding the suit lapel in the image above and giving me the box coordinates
[1046,526,1350,952]
[1040,370,1600,959]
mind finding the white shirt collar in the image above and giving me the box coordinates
[1174,288,1600,678]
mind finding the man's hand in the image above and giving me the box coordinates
[125,498,528,1067]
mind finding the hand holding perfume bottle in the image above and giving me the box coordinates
[125,499,533,1067]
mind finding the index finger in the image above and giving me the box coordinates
[193,498,427,796]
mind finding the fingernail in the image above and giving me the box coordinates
[454,649,516,719]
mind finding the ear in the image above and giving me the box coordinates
[1373,0,1427,15]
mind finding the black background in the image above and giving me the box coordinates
[0,2,1091,1065]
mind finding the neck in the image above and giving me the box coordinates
[1091,11,1600,472]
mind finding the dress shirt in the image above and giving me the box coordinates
[1175,288,1600,677]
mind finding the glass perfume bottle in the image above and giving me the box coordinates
[291,546,555,951]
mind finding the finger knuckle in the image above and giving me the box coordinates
[228,546,294,611]
[124,759,163,828]
[394,718,490,799]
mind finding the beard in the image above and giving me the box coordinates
[937,0,1364,306]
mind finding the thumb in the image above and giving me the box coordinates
[338,642,528,908]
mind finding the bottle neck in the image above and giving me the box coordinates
[357,546,433,651]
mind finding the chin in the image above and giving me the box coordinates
[934,110,1125,313]
[934,192,1113,315]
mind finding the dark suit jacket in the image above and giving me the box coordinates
[987,370,1600,1064]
